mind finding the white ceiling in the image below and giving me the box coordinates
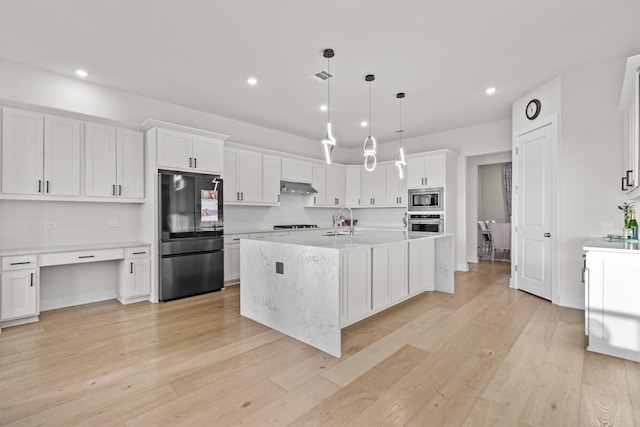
[0,0,638,149]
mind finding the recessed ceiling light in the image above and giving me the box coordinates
[247,77,258,86]
[74,69,88,78]
[320,105,328,112]
[485,86,496,95]
[360,121,368,128]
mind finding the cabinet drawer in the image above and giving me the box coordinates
[224,234,250,245]
[2,255,38,271]
[39,248,124,267]
[125,246,150,259]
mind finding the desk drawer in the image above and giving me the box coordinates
[39,248,124,267]
[125,246,150,259]
[2,255,38,271]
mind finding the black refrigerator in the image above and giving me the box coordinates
[159,172,224,301]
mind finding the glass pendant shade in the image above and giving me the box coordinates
[363,135,377,171]
[322,122,336,164]
[395,147,406,179]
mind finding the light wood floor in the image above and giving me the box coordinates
[1,262,639,426]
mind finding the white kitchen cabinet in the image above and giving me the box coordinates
[118,247,150,304]
[1,257,39,322]
[1,108,81,196]
[407,154,444,188]
[224,149,263,204]
[345,166,361,206]
[157,128,224,175]
[619,55,640,197]
[360,167,386,206]
[311,163,327,205]
[281,158,313,183]
[85,123,144,199]
[408,238,435,294]
[385,164,406,206]
[341,248,371,326]
[326,165,346,206]
[224,233,249,284]
[585,250,640,362]
[372,242,408,310]
[262,154,281,205]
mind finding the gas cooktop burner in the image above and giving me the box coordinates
[273,224,319,230]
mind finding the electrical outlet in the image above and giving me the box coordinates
[599,221,613,229]
[108,221,119,227]
[43,222,57,229]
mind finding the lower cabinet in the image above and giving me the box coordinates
[341,248,371,326]
[408,239,435,294]
[224,233,250,284]
[118,247,151,304]
[372,242,408,310]
[585,250,640,362]
[1,268,39,322]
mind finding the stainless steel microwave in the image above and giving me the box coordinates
[408,187,443,211]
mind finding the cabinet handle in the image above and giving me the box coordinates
[112,184,116,196]
[78,255,95,259]
[622,176,628,191]
[241,192,244,201]
[38,180,42,193]
[30,272,34,287]
[194,158,197,168]
[132,251,146,255]
[314,196,316,204]
[233,238,241,241]
[626,170,634,187]
[358,198,360,205]
[277,194,280,202]
[399,196,402,204]
[46,180,50,193]
[424,177,427,185]
[10,261,31,266]
[130,262,133,274]
[118,185,122,196]
[189,157,192,168]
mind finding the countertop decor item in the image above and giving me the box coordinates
[618,201,635,238]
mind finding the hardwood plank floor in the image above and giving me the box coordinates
[1,261,638,426]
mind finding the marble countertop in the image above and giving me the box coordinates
[0,241,151,257]
[225,225,407,235]
[244,230,451,250]
[583,238,640,254]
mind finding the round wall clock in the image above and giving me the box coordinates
[525,99,541,120]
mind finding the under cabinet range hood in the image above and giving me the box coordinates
[280,181,318,194]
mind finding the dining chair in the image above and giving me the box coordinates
[488,222,511,261]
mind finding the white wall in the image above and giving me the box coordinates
[512,58,631,309]
[478,163,508,223]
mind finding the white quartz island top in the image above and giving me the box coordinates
[244,230,451,251]
[583,238,640,254]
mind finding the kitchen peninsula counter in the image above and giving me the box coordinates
[240,231,454,357]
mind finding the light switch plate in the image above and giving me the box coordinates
[108,221,119,227]
[43,222,56,229]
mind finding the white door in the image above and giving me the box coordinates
[371,167,386,206]
[406,157,424,188]
[128,258,150,298]
[192,135,223,174]
[116,129,144,199]
[327,165,345,206]
[43,115,81,196]
[262,154,281,204]
[1,108,44,195]
[223,150,239,203]
[423,154,444,187]
[516,123,554,300]
[85,123,117,197]
[345,167,361,206]
[312,163,327,205]
[1,269,38,321]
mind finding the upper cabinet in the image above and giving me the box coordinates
[85,123,144,199]
[224,148,268,205]
[620,55,640,198]
[2,108,81,196]
[262,154,281,205]
[385,164,406,206]
[345,166,361,206]
[407,153,444,188]
[281,158,313,184]
[308,164,346,207]
[360,166,386,206]
[157,128,223,175]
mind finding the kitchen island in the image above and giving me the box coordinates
[240,230,454,357]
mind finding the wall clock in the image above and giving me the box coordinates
[526,99,541,120]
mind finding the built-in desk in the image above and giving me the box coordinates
[0,242,151,332]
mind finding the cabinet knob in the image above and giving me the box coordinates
[544,232,551,238]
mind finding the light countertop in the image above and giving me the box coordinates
[583,238,640,254]
[225,226,407,235]
[244,230,450,250]
[0,241,151,257]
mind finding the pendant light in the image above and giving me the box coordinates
[363,74,377,172]
[321,48,336,164]
[395,92,407,179]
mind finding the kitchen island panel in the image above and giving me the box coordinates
[240,239,341,357]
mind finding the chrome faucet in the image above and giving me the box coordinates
[335,207,354,236]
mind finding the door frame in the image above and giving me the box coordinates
[512,113,560,304]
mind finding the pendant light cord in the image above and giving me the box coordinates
[327,57,331,124]
[368,81,372,137]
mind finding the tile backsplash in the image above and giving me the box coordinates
[0,200,142,250]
